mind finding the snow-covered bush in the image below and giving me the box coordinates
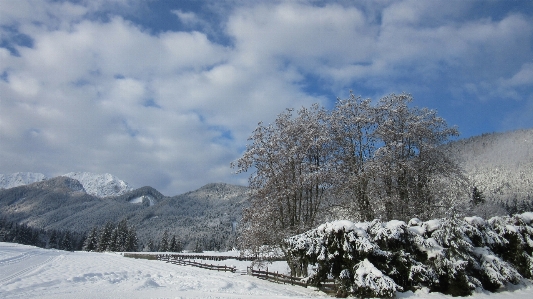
[489,213,533,278]
[284,213,533,297]
[352,259,402,298]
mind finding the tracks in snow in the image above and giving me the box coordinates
[0,252,61,284]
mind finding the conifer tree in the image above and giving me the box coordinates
[159,230,169,252]
[61,231,73,251]
[48,230,58,249]
[97,221,114,252]
[125,225,138,252]
[83,227,99,251]
[472,186,485,206]
[169,235,178,252]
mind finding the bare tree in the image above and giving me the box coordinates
[233,92,465,255]
[329,94,379,221]
[373,93,461,220]
[232,104,333,250]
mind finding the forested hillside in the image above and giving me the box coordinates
[445,128,533,210]
[0,178,248,251]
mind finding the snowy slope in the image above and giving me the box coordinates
[0,172,47,189]
[0,243,329,299]
[0,242,532,299]
[63,172,133,197]
[445,128,533,202]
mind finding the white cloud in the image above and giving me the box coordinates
[502,63,533,88]
[1,0,532,195]
[171,10,201,26]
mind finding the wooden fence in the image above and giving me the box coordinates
[157,253,285,262]
[149,254,338,295]
[158,255,237,273]
[248,267,337,295]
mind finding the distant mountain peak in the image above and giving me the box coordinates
[63,172,133,198]
[35,176,86,193]
[0,172,47,189]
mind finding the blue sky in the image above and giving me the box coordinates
[1,0,532,196]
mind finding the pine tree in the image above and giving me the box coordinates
[114,219,129,252]
[61,231,73,251]
[48,230,58,249]
[97,221,114,252]
[144,239,155,252]
[159,230,169,252]
[83,227,99,251]
[109,228,119,252]
[125,225,138,252]
[169,235,178,252]
[472,186,485,206]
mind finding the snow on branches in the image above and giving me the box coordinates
[232,92,464,256]
[284,212,533,298]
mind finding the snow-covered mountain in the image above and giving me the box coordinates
[0,181,247,251]
[63,172,133,197]
[0,172,47,189]
[181,182,249,201]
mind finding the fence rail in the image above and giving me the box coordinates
[151,254,337,295]
[158,255,237,273]
[248,267,337,294]
[168,254,285,262]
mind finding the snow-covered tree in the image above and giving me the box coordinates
[352,259,402,298]
[372,94,461,221]
[159,230,169,252]
[125,225,138,252]
[329,94,378,221]
[169,235,182,252]
[285,213,531,297]
[472,186,486,206]
[234,92,463,255]
[488,213,533,278]
[97,221,114,252]
[48,230,58,249]
[233,104,334,251]
[61,231,73,251]
[83,227,99,251]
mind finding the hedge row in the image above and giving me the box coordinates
[284,213,533,297]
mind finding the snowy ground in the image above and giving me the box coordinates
[1,242,533,299]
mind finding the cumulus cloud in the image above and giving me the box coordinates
[1,0,532,195]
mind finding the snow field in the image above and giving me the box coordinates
[0,243,329,299]
[1,242,533,299]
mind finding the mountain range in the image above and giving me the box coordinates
[1,128,532,250]
[0,172,132,198]
[0,173,248,251]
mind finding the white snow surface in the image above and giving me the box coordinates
[2,243,533,299]
[63,172,133,197]
[0,172,47,189]
[518,212,533,224]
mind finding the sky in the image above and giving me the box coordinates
[1,0,533,196]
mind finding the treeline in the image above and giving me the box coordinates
[285,212,533,298]
[0,217,141,253]
[502,195,533,215]
[0,217,86,251]
[142,230,183,252]
[82,219,139,252]
[0,216,230,254]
